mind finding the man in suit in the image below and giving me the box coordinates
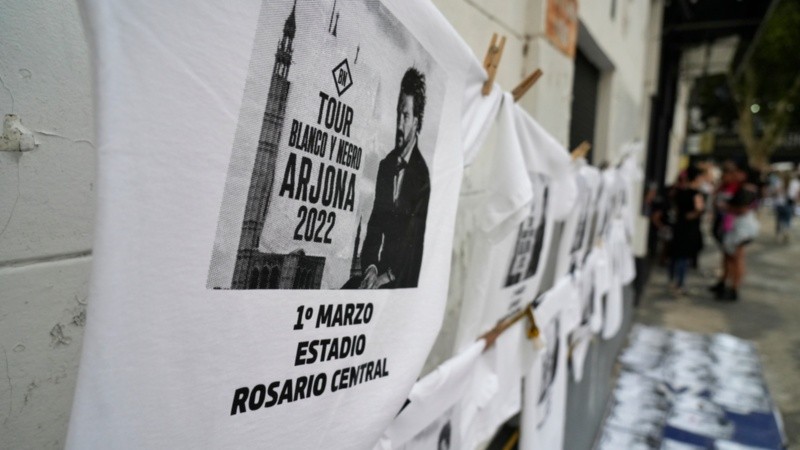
[359,68,430,289]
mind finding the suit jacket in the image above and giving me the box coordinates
[360,144,430,288]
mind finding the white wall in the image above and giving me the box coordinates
[0,0,656,447]
[577,0,661,257]
[0,0,95,448]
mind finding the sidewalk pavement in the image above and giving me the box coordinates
[636,211,800,449]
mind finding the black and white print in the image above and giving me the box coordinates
[504,174,550,287]
[537,317,561,428]
[207,0,446,290]
[580,275,595,325]
[568,171,604,274]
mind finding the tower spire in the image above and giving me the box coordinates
[232,1,297,289]
[329,0,337,33]
[284,0,297,40]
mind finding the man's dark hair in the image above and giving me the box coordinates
[399,68,426,133]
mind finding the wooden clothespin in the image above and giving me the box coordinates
[480,307,526,351]
[479,305,541,352]
[571,141,591,161]
[482,33,506,96]
[524,307,540,340]
[512,69,543,102]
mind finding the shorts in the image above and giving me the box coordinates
[723,212,759,255]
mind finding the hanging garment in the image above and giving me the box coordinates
[69,0,494,448]
[554,161,602,280]
[568,249,603,383]
[456,100,576,450]
[520,277,580,450]
[374,340,485,449]
[603,218,630,340]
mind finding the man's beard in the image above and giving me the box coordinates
[395,131,405,150]
[396,130,415,152]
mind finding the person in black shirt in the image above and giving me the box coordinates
[669,166,705,296]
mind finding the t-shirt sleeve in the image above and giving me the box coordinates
[513,104,577,221]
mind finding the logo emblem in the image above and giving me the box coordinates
[332,59,353,96]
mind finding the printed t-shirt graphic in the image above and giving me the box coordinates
[69,0,488,449]
[554,161,601,279]
[207,0,447,290]
[520,277,579,450]
[594,169,616,244]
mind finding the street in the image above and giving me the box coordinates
[637,211,800,448]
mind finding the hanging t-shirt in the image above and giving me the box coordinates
[595,169,617,245]
[612,162,638,285]
[420,84,507,377]
[416,98,571,450]
[590,249,610,334]
[375,340,485,449]
[554,161,602,279]
[395,407,462,450]
[451,97,550,450]
[602,218,629,340]
[69,1,494,448]
[568,249,604,382]
[520,277,580,450]
[617,141,644,242]
[513,104,578,223]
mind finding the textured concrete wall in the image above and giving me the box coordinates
[0,1,94,448]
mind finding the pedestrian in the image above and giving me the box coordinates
[668,166,705,297]
[710,161,760,301]
[770,171,793,242]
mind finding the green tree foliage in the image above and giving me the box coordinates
[730,0,800,167]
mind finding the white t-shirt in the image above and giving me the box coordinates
[455,101,575,450]
[70,1,493,448]
[590,248,610,334]
[513,104,577,223]
[420,86,509,377]
[554,161,601,279]
[568,249,605,382]
[602,218,630,339]
[596,168,617,244]
[617,142,644,242]
[375,340,485,449]
[520,277,580,450]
